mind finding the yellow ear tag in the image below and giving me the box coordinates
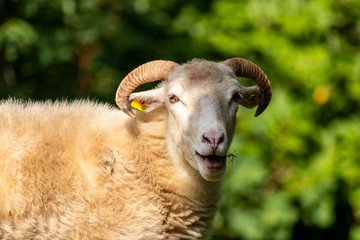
[131,99,148,112]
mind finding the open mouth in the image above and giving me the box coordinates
[195,152,226,173]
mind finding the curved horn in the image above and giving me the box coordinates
[223,57,272,117]
[116,60,179,118]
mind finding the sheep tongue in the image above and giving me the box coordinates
[203,155,225,170]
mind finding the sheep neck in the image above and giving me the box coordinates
[134,112,223,239]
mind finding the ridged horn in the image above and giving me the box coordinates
[223,57,272,117]
[116,60,179,118]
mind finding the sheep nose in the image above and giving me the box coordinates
[202,131,225,151]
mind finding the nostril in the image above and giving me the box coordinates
[202,133,212,144]
[217,133,225,145]
[202,132,225,150]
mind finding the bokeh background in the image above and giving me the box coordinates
[1,0,360,239]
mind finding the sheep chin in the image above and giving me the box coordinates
[195,153,226,181]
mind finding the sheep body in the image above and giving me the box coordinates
[0,58,272,239]
[0,99,220,239]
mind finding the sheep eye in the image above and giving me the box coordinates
[249,94,256,101]
[169,95,180,104]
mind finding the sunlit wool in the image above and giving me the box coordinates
[0,58,271,239]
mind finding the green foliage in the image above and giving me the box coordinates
[1,0,360,239]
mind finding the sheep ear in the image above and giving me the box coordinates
[238,86,261,109]
[129,88,165,113]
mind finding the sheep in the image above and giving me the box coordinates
[0,58,271,239]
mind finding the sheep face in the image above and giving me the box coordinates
[164,60,244,181]
[128,59,264,181]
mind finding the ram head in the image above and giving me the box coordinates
[116,58,272,181]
